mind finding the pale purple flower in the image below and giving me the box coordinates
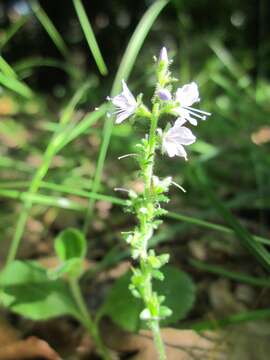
[157,88,171,101]
[162,118,196,160]
[174,82,211,126]
[108,80,137,124]
[159,47,168,63]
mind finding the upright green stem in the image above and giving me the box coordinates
[145,103,159,193]
[139,103,167,360]
[150,320,167,360]
[69,278,111,360]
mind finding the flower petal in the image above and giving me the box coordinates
[163,140,177,157]
[121,80,137,106]
[176,82,200,107]
[175,144,187,159]
[174,117,186,127]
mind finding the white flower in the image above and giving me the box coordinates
[162,118,196,160]
[108,80,137,124]
[174,82,211,126]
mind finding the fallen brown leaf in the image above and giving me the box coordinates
[0,314,62,360]
[101,321,227,359]
[251,126,270,145]
[0,336,62,360]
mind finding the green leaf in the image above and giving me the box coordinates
[100,271,143,332]
[54,228,87,261]
[100,266,195,332]
[0,73,33,99]
[47,258,83,280]
[155,266,196,326]
[30,0,69,58]
[0,261,80,320]
[72,0,108,75]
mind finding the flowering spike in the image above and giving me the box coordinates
[109,44,213,359]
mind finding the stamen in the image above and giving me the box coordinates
[186,110,206,120]
[114,187,130,193]
[183,106,211,116]
[118,153,137,160]
[172,181,186,193]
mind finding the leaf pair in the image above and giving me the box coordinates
[0,228,87,321]
[49,228,87,279]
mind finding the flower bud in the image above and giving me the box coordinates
[140,308,151,320]
[159,47,168,63]
[157,88,172,101]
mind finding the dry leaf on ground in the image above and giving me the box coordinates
[102,321,227,359]
[0,336,62,360]
[0,316,61,360]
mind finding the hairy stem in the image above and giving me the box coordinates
[150,320,167,360]
[139,103,167,360]
[145,103,159,193]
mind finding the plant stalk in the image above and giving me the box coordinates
[69,278,111,360]
[140,103,167,360]
[150,320,167,360]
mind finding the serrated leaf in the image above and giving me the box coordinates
[54,228,87,261]
[0,260,80,321]
[100,265,196,331]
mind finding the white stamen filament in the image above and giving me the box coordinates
[183,106,211,116]
[114,187,130,193]
[172,181,186,193]
[118,153,137,160]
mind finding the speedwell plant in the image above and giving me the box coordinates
[108,47,211,360]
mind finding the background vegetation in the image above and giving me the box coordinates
[0,0,270,358]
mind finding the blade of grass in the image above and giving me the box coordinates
[14,57,79,78]
[186,309,270,331]
[0,16,29,50]
[0,56,17,78]
[166,211,270,245]
[0,189,85,211]
[83,0,169,234]
[190,258,270,287]
[60,81,91,125]
[6,83,90,265]
[208,39,249,81]
[0,156,33,173]
[72,0,108,75]
[30,0,69,58]
[2,180,269,245]
[0,72,33,98]
[57,104,108,150]
[194,166,270,271]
